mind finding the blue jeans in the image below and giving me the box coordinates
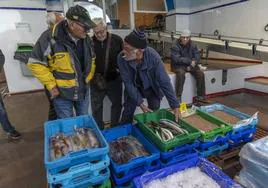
[0,95,15,132]
[53,96,89,119]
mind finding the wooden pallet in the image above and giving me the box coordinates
[208,127,268,178]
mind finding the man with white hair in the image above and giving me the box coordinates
[171,29,206,103]
[91,17,123,129]
[46,12,64,29]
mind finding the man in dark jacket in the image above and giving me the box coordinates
[91,18,123,129]
[0,50,21,140]
[171,29,206,103]
[118,29,181,123]
[28,5,96,118]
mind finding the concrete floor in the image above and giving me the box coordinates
[0,92,48,188]
[0,92,267,187]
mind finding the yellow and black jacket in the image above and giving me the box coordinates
[28,20,95,100]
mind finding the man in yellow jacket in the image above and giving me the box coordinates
[28,5,96,118]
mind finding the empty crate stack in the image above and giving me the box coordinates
[44,115,110,188]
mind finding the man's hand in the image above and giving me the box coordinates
[140,103,153,113]
[49,86,60,99]
[191,60,196,68]
[172,108,182,122]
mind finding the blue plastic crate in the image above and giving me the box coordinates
[161,152,198,168]
[111,160,161,187]
[229,135,254,148]
[133,157,242,188]
[197,143,229,158]
[47,155,110,183]
[200,103,258,133]
[198,134,229,151]
[160,140,199,161]
[44,115,109,173]
[229,127,256,141]
[102,124,160,176]
[49,167,110,188]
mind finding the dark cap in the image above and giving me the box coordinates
[66,5,95,29]
[124,29,147,49]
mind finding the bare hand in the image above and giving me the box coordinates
[172,108,182,122]
[191,60,196,67]
[186,66,191,71]
[49,86,60,99]
[140,103,153,113]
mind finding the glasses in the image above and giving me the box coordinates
[74,21,90,32]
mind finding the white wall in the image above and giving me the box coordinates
[0,1,47,93]
[0,0,46,8]
[167,0,268,40]
[189,0,268,39]
[165,14,176,31]
[175,15,190,31]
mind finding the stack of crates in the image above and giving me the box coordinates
[182,109,232,158]
[133,157,242,188]
[199,103,258,149]
[134,109,201,168]
[102,124,161,187]
[44,115,111,188]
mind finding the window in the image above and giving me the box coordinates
[134,0,167,13]
[75,0,131,29]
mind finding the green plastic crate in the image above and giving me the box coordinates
[89,179,111,188]
[182,109,232,141]
[134,109,201,152]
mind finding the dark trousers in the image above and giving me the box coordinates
[121,88,160,124]
[91,77,123,130]
[0,95,15,133]
[44,88,57,121]
[175,66,205,98]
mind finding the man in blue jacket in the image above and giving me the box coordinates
[117,29,180,123]
[171,29,206,103]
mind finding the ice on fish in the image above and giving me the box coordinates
[144,167,220,188]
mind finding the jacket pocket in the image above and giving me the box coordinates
[49,52,74,74]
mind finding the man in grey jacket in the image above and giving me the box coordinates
[0,49,21,140]
[171,29,206,103]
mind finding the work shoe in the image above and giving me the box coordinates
[7,130,21,140]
